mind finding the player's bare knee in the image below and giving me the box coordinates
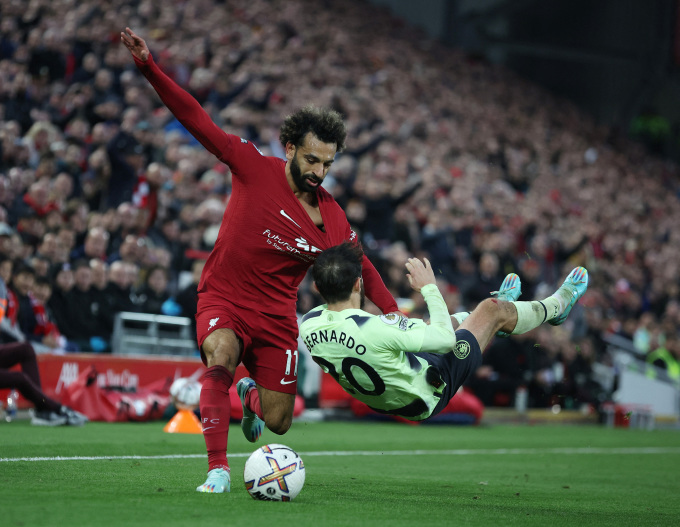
[477,298,502,318]
[202,330,241,372]
[477,298,513,328]
[266,413,292,435]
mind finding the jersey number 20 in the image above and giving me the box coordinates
[314,356,385,396]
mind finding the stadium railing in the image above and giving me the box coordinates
[598,334,680,424]
[111,312,199,356]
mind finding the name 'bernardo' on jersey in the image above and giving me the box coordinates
[303,328,367,355]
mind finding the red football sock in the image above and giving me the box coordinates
[245,385,263,420]
[199,365,233,472]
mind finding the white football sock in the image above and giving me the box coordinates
[510,297,561,335]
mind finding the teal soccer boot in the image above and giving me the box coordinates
[548,267,588,326]
[196,468,231,493]
[492,273,522,337]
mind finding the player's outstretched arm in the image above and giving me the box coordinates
[120,28,231,160]
[405,257,456,351]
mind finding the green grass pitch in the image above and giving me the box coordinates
[1,419,679,527]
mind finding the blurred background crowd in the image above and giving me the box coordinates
[1,0,679,410]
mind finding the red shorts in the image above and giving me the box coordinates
[195,297,300,395]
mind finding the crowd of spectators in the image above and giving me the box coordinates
[1,0,679,409]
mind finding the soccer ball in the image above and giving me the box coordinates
[169,378,201,410]
[243,444,306,501]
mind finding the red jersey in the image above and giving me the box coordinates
[135,55,397,317]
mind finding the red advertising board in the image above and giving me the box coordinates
[2,352,206,408]
[2,351,313,424]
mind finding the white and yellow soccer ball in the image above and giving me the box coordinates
[243,444,306,501]
[169,378,202,410]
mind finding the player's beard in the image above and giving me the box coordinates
[291,153,322,192]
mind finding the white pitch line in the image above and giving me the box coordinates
[1,447,680,463]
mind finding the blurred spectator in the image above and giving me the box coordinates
[0,254,21,342]
[29,275,67,351]
[70,226,110,262]
[14,210,44,251]
[105,129,146,208]
[54,260,108,352]
[123,261,141,292]
[52,227,75,264]
[0,224,15,256]
[555,336,605,408]
[419,210,457,283]
[147,215,184,270]
[89,258,111,334]
[107,234,143,265]
[64,200,90,248]
[633,312,657,355]
[15,178,59,220]
[136,264,179,316]
[132,162,170,231]
[450,250,478,308]
[646,333,680,382]
[7,260,36,339]
[361,177,421,247]
[0,254,12,285]
[516,258,543,303]
[71,52,100,85]
[464,252,505,307]
[46,263,76,342]
[90,259,109,292]
[50,172,76,210]
[100,260,140,337]
[107,202,141,256]
[29,254,51,279]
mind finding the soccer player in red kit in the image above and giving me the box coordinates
[121,28,399,493]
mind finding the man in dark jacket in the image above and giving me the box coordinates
[57,260,109,352]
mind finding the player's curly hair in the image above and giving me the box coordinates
[279,105,346,151]
[312,241,363,303]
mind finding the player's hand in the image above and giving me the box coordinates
[120,27,150,62]
[405,257,436,292]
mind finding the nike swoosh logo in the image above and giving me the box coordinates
[202,426,215,431]
[280,209,301,228]
[280,378,296,385]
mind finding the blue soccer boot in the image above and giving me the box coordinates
[548,267,588,326]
